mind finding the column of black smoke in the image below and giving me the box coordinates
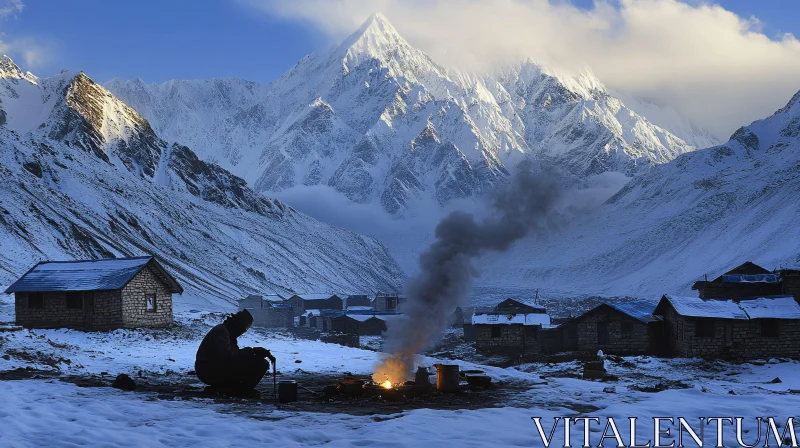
[373,170,562,384]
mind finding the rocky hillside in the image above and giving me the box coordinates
[106,13,717,217]
[0,55,404,304]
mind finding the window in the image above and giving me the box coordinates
[28,292,44,309]
[146,292,157,312]
[695,319,715,338]
[66,292,83,309]
[491,326,502,338]
[386,297,397,310]
[761,319,780,338]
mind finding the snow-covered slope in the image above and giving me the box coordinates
[479,90,800,297]
[0,55,404,303]
[106,13,712,217]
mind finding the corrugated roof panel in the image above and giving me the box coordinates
[608,300,659,323]
[739,296,800,319]
[664,295,748,320]
[5,257,153,293]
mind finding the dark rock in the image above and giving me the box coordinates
[769,377,782,384]
[112,374,136,391]
[295,360,302,363]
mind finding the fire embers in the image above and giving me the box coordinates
[323,366,495,404]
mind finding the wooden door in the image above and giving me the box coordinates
[84,292,95,327]
[597,321,608,345]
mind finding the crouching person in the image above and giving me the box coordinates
[195,309,273,396]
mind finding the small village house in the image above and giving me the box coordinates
[237,294,293,328]
[343,294,372,310]
[654,294,800,360]
[372,293,405,312]
[692,262,782,299]
[5,256,182,330]
[473,298,551,356]
[285,293,343,317]
[327,312,394,336]
[553,300,661,356]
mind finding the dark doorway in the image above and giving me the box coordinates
[84,292,95,327]
[597,321,608,345]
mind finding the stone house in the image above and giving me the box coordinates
[553,300,661,356]
[237,294,293,328]
[5,256,182,330]
[285,293,343,316]
[473,299,551,356]
[692,262,782,299]
[654,294,800,360]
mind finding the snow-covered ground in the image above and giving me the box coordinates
[3,294,800,447]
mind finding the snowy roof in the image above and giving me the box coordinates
[607,300,660,323]
[737,297,800,319]
[238,294,285,303]
[472,312,551,326]
[347,314,388,322]
[660,295,748,320]
[346,306,373,311]
[659,295,800,320]
[293,293,338,301]
[4,256,183,294]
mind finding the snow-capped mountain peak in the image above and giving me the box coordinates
[105,14,719,218]
[0,55,37,83]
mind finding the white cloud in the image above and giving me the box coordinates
[241,0,800,139]
[0,0,23,19]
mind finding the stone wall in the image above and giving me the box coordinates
[662,306,800,359]
[15,290,122,330]
[782,271,800,300]
[475,324,541,355]
[571,307,650,356]
[120,265,173,328]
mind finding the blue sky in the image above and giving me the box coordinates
[2,0,798,83]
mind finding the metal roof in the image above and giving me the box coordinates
[607,300,660,323]
[658,295,800,320]
[4,256,183,294]
[661,295,748,320]
[737,296,800,319]
[721,274,780,284]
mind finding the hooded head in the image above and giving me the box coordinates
[224,309,254,337]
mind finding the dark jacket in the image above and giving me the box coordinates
[195,323,252,366]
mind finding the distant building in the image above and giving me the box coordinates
[472,298,551,356]
[654,294,800,360]
[237,294,293,328]
[285,293,343,316]
[327,311,397,336]
[554,300,661,356]
[372,293,405,312]
[692,262,782,299]
[5,256,183,330]
[343,294,372,310]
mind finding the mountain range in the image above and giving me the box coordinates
[479,89,800,297]
[105,13,719,218]
[0,55,404,304]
